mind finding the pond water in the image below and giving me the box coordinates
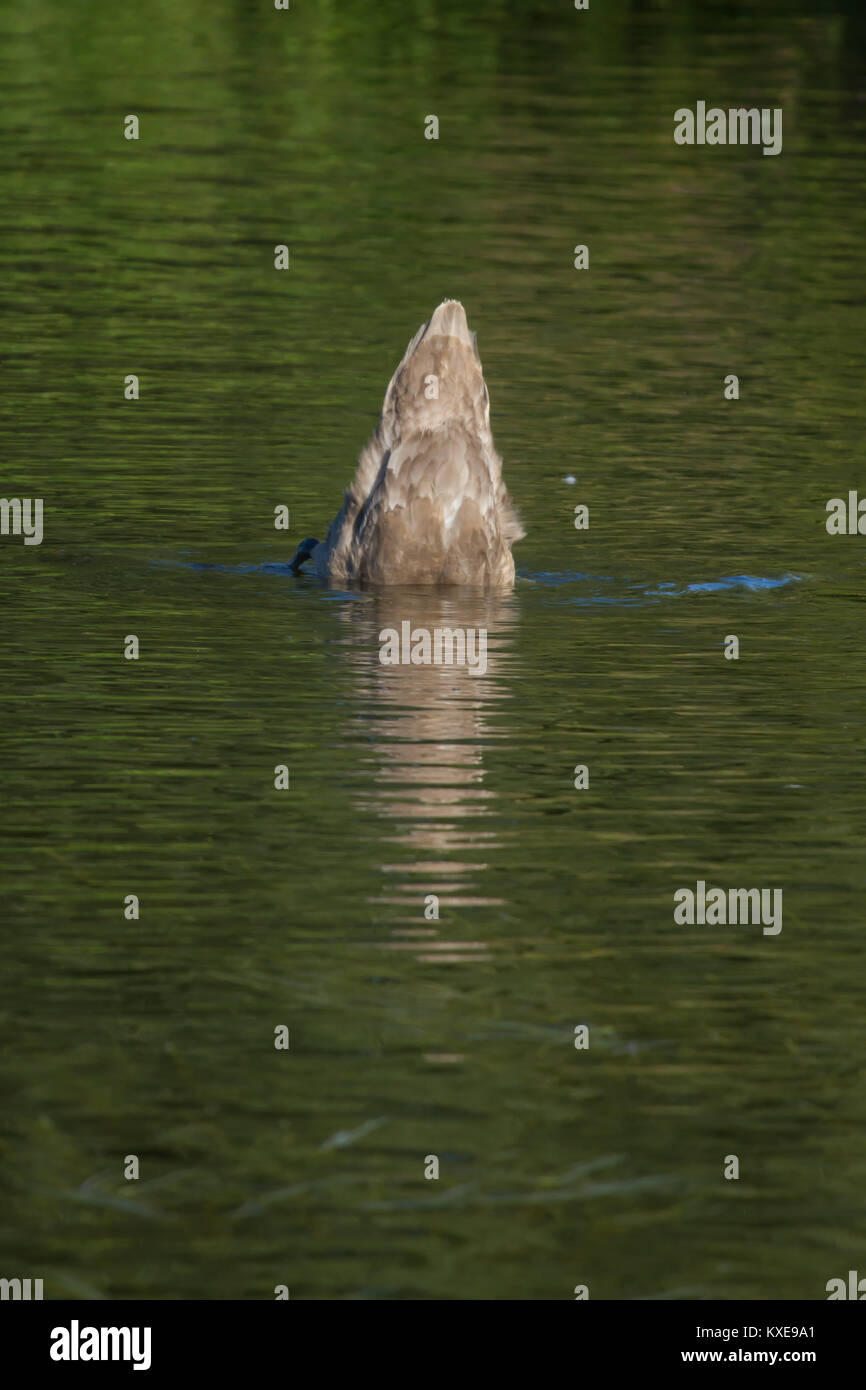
[2,0,865,1299]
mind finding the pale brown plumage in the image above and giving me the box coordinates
[289,301,524,587]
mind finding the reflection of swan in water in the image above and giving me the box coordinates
[336,586,519,963]
[288,301,524,586]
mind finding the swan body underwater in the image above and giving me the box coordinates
[288,300,524,587]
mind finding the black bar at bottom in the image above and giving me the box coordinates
[0,1298,860,1375]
